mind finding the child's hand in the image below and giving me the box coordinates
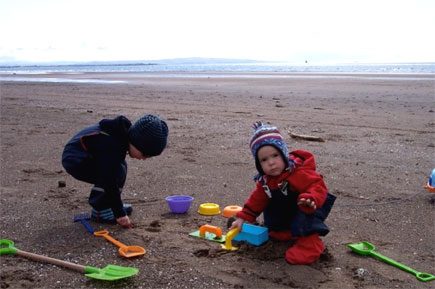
[116,216,132,229]
[297,198,317,210]
[229,217,244,232]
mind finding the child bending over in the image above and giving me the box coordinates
[62,114,168,228]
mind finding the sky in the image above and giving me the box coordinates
[1,0,434,64]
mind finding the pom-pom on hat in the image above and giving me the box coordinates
[128,114,168,157]
[250,121,291,175]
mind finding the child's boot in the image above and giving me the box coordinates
[285,234,324,264]
[91,204,133,223]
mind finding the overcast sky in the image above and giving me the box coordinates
[1,0,434,64]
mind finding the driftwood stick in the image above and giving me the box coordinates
[288,131,325,142]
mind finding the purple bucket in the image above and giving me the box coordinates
[165,195,194,214]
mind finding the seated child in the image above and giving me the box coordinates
[230,121,335,264]
[62,114,168,228]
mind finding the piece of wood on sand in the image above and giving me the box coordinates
[288,131,325,142]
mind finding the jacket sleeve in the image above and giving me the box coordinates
[291,169,328,214]
[236,181,270,223]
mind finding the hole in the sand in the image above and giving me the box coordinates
[150,220,161,227]
[318,247,334,263]
[145,227,161,232]
[193,249,209,257]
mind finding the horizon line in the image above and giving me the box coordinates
[1,57,434,68]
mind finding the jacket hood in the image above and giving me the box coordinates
[290,150,317,171]
[99,115,132,141]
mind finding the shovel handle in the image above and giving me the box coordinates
[415,272,435,282]
[17,249,86,273]
[94,230,127,249]
[80,219,95,234]
[199,225,222,239]
[371,251,435,282]
[222,228,239,251]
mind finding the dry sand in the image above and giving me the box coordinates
[1,72,434,289]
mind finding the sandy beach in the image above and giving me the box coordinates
[1,72,434,288]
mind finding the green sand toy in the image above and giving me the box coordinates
[348,241,434,282]
[189,224,226,243]
[0,239,138,281]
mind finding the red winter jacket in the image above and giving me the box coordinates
[236,150,328,224]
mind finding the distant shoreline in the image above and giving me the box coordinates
[1,71,433,84]
[1,62,434,75]
[0,72,435,84]
[2,61,434,68]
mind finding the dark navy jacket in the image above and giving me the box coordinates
[62,116,131,217]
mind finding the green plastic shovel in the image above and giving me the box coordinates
[347,241,435,282]
[0,239,138,281]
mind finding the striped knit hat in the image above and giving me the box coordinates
[250,121,291,175]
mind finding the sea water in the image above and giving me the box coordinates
[1,62,434,74]
[1,62,433,83]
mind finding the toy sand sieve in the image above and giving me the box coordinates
[166,195,194,214]
[198,203,220,215]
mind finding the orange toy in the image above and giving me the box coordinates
[222,205,242,218]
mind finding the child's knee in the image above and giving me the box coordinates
[285,234,324,264]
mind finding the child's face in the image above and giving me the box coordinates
[257,145,286,176]
[128,143,148,160]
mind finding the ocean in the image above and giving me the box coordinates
[1,62,435,74]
